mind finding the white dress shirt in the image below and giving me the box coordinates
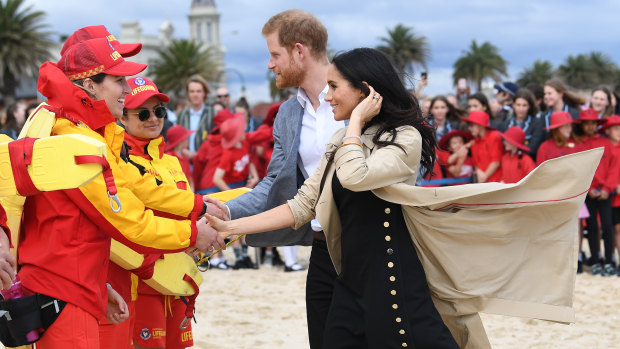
[297,85,345,231]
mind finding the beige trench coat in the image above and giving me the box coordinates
[288,125,602,348]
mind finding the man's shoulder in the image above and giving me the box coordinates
[278,96,302,114]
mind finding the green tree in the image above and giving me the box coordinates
[516,60,554,87]
[556,52,617,89]
[452,40,507,91]
[0,0,53,104]
[377,24,430,75]
[150,39,221,98]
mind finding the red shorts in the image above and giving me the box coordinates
[133,294,193,348]
[98,301,135,349]
[34,302,99,349]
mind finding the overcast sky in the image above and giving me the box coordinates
[27,0,620,104]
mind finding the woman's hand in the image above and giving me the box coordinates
[205,213,234,239]
[350,82,382,126]
[106,284,129,324]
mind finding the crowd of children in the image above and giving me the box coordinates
[424,80,620,276]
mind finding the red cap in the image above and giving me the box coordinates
[575,108,602,124]
[61,25,142,58]
[437,130,472,151]
[546,111,573,130]
[57,38,147,81]
[601,115,620,132]
[460,110,494,129]
[125,77,170,109]
[501,126,530,152]
[210,109,235,134]
[221,113,247,149]
[165,125,194,152]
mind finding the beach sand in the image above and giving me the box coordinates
[193,246,620,349]
[3,246,617,349]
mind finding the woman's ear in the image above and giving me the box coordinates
[82,78,97,97]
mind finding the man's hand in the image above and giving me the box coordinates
[106,284,129,324]
[195,217,226,252]
[203,196,230,221]
[0,229,16,290]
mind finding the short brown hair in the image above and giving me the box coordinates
[186,75,210,101]
[262,9,328,60]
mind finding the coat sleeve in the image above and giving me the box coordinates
[226,113,286,219]
[54,120,198,253]
[119,159,203,219]
[333,126,421,192]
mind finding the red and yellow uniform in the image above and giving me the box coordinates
[19,62,204,334]
[120,133,195,348]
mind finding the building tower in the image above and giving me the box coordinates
[189,0,226,86]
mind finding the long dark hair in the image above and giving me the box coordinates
[467,92,494,119]
[430,95,462,123]
[330,48,436,177]
[513,89,539,117]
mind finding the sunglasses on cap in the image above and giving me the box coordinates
[217,94,230,98]
[127,106,167,122]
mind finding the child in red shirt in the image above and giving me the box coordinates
[603,115,620,276]
[437,130,473,183]
[461,110,504,182]
[213,113,259,191]
[212,113,259,270]
[576,108,618,276]
[500,126,536,183]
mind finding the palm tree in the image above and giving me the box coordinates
[0,0,53,105]
[150,39,221,99]
[452,40,507,91]
[587,51,617,86]
[377,24,430,76]
[556,54,592,89]
[516,60,554,87]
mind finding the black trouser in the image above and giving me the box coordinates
[306,238,338,349]
[585,196,614,263]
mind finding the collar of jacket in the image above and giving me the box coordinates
[124,133,166,160]
[38,61,116,132]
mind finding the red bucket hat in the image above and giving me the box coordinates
[460,110,494,129]
[61,25,142,58]
[575,108,602,124]
[601,115,620,132]
[438,130,472,151]
[57,38,146,81]
[501,126,530,152]
[165,125,194,152]
[125,77,170,109]
[546,111,573,130]
[220,113,247,149]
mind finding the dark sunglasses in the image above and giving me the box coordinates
[216,94,230,98]
[128,106,167,121]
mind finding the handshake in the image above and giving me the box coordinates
[191,196,235,256]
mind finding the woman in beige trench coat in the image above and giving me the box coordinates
[208,48,602,349]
